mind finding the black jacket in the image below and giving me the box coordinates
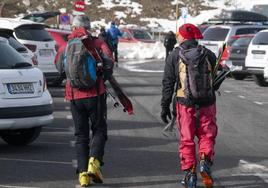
[164,33,177,50]
[161,40,217,109]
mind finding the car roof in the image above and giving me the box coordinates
[207,24,268,29]
[0,17,43,30]
[258,29,268,33]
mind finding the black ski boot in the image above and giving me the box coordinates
[180,166,197,188]
[199,154,214,188]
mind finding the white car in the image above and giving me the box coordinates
[0,37,53,145]
[245,29,268,86]
[0,18,61,86]
[200,25,268,57]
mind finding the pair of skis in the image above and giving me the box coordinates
[81,36,134,115]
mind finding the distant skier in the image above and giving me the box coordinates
[164,31,177,60]
[107,20,122,67]
[161,23,218,188]
[98,27,114,54]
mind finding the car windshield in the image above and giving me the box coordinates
[0,42,31,69]
[131,30,153,40]
[252,32,268,45]
[203,27,230,41]
[15,24,53,42]
[231,37,253,47]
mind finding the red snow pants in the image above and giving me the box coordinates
[176,103,218,170]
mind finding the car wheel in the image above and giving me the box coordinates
[253,75,268,87]
[231,73,247,80]
[1,127,42,146]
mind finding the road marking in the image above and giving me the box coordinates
[65,106,70,110]
[70,141,75,147]
[0,185,39,188]
[123,65,164,73]
[66,115,73,119]
[238,95,246,99]
[254,101,264,105]
[224,90,232,93]
[64,99,68,103]
[72,159,78,168]
[232,159,268,183]
[0,157,72,165]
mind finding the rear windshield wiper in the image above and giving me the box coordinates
[12,62,32,69]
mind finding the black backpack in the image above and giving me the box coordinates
[64,38,97,89]
[178,46,214,104]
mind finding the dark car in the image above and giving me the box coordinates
[227,34,254,80]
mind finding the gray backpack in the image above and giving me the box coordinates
[179,46,214,104]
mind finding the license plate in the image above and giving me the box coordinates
[253,54,265,59]
[39,49,53,57]
[7,83,34,94]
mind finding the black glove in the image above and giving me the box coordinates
[161,107,171,124]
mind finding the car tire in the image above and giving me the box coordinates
[253,75,268,87]
[1,127,42,146]
[231,73,247,80]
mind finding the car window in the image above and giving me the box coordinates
[120,31,131,39]
[252,32,268,45]
[231,37,253,47]
[7,37,28,52]
[203,27,230,41]
[0,42,31,69]
[235,28,266,35]
[131,30,153,40]
[15,24,53,42]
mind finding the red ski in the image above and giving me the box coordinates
[81,36,134,115]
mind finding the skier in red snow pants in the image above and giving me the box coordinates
[161,23,218,188]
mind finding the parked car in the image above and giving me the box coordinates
[0,37,53,145]
[119,28,156,44]
[222,34,254,80]
[46,28,71,78]
[0,18,61,86]
[0,29,38,66]
[200,10,268,56]
[245,29,268,86]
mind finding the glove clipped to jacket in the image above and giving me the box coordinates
[161,107,172,124]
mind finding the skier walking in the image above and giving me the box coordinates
[107,20,122,67]
[164,31,177,60]
[64,15,114,187]
[161,23,218,188]
[98,27,114,54]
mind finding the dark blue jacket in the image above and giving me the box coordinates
[107,24,122,45]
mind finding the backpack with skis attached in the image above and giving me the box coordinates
[64,38,98,89]
[177,45,214,105]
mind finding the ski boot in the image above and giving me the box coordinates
[181,165,197,188]
[87,157,104,183]
[79,172,91,187]
[199,154,214,188]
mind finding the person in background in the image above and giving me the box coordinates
[161,23,218,188]
[65,15,114,187]
[164,31,177,60]
[107,20,122,67]
[98,27,114,54]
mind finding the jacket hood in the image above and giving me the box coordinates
[68,27,90,39]
[180,40,205,62]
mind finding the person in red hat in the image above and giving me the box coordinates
[161,23,218,188]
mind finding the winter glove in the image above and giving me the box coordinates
[161,107,172,124]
